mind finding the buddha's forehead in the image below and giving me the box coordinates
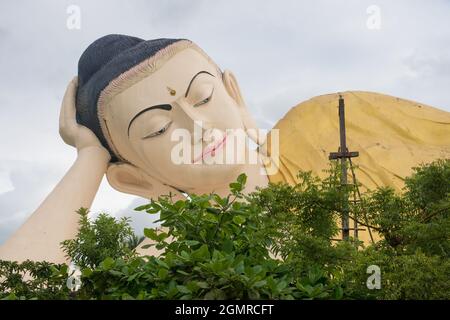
[105,48,219,123]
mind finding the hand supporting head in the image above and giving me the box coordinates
[75,34,261,197]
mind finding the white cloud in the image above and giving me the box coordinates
[0,160,63,243]
[0,0,449,243]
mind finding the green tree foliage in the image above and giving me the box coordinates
[1,159,448,300]
[60,208,136,268]
[362,159,450,257]
[76,174,342,300]
[249,167,356,276]
[340,159,450,299]
[0,260,69,300]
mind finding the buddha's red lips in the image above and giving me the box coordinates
[193,135,227,163]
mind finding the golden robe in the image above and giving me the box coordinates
[264,91,450,243]
[266,91,450,191]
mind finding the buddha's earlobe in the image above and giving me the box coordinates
[106,163,182,200]
[222,70,245,107]
[222,70,266,146]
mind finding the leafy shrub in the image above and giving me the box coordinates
[1,159,449,300]
[338,159,450,299]
[60,208,136,268]
[362,160,450,258]
[337,247,450,300]
[0,260,69,300]
[249,168,356,276]
[76,174,342,300]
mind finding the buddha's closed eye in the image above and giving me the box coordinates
[142,120,173,139]
[193,88,214,108]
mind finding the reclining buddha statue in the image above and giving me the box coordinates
[1,34,449,263]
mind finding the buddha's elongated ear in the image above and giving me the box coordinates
[222,70,265,146]
[106,163,183,200]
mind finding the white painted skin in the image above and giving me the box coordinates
[0,49,269,263]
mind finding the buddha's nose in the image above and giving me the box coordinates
[203,128,223,144]
[191,121,222,145]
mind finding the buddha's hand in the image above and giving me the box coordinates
[59,77,110,158]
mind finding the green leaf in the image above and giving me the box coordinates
[229,182,242,193]
[143,228,159,241]
[101,257,115,270]
[59,265,69,274]
[109,270,123,277]
[196,281,209,289]
[81,268,93,277]
[146,205,162,214]
[199,229,207,242]
[222,239,234,253]
[157,232,168,241]
[158,268,169,279]
[248,289,260,299]
[155,259,169,269]
[155,242,167,250]
[232,215,246,225]
[205,213,219,223]
[253,280,267,288]
[177,285,191,294]
[180,251,190,259]
[333,286,344,299]
[213,194,228,207]
[204,288,226,300]
[252,265,263,275]
[184,240,200,247]
[121,293,135,300]
[206,207,221,215]
[276,280,288,291]
[127,273,138,282]
[134,204,150,211]
[192,244,210,261]
[2,293,17,300]
[237,173,247,185]
[177,270,190,276]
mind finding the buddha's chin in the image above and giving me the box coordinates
[195,161,244,173]
[169,162,246,190]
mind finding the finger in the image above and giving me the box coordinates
[60,77,78,127]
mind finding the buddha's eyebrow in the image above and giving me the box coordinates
[127,104,172,136]
[185,71,215,98]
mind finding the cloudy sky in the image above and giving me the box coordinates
[0,0,449,243]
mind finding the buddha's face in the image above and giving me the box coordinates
[103,48,251,194]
